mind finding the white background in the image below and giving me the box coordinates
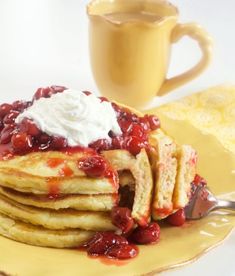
[0,0,235,275]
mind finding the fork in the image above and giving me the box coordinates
[184,184,235,220]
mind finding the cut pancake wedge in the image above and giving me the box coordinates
[0,186,118,211]
[150,130,178,220]
[0,213,94,248]
[173,145,197,209]
[0,194,115,231]
[102,149,153,226]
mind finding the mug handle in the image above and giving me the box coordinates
[158,23,213,96]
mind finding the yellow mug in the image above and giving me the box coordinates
[87,0,213,108]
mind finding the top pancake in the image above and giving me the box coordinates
[0,151,118,194]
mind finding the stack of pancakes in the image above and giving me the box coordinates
[0,129,196,248]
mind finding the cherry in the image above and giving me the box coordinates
[193,174,207,186]
[119,109,139,122]
[85,232,128,256]
[99,96,108,102]
[124,136,143,156]
[37,133,52,150]
[19,118,41,136]
[106,244,138,259]
[78,156,107,177]
[118,120,132,133]
[83,91,92,96]
[112,136,124,149]
[111,102,122,116]
[111,207,134,234]
[50,136,68,149]
[33,87,51,100]
[89,139,110,152]
[139,117,151,132]
[50,85,67,93]
[12,100,29,112]
[129,124,145,138]
[0,120,4,132]
[11,133,32,152]
[130,222,161,244]
[145,115,160,130]
[0,124,16,144]
[33,86,66,101]
[166,209,186,227]
[3,111,20,125]
[0,103,13,119]
[38,133,51,144]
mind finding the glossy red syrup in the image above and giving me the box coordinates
[47,158,74,177]
[47,158,65,168]
[93,256,129,266]
[47,178,60,199]
[59,164,74,177]
[154,207,173,218]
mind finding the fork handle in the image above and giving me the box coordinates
[216,199,235,211]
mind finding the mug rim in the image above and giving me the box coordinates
[87,0,179,25]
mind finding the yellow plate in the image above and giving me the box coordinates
[1,105,235,275]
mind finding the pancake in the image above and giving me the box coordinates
[0,186,118,211]
[0,213,94,248]
[102,149,153,226]
[150,130,178,220]
[131,149,153,226]
[0,151,89,177]
[0,194,115,231]
[0,170,115,194]
[0,151,118,194]
[173,145,197,209]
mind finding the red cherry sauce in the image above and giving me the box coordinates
[77,155,118,189]
[81,232,138,260]
[47,158,65,168]
[154,206,173,220]
[0,87,163,261]
[59,164,74,177]
[47,178,60,199]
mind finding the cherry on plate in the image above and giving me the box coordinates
[85,232,128,256]
[105,244,138,259]
[130,222,161,244]
[166,209,186,227]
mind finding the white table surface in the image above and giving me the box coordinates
[0,1,235,275]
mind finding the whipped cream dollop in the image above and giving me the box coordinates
[16,89,122,147]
